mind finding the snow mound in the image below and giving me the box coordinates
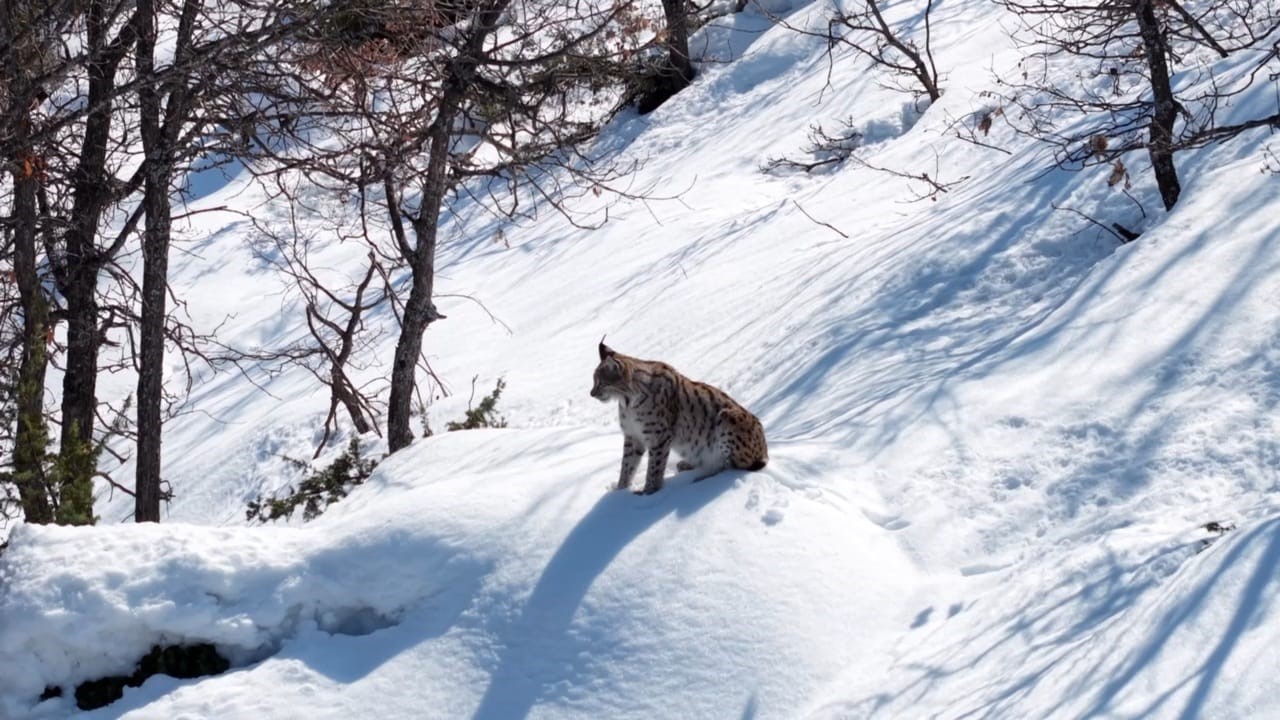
[1,429,917,717]
[0,511,483,713]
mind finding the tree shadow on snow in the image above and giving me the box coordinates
[1086,516,1280,719]
[471,474,734,720]
[749,151,1280,531]
[832,516,1280,718]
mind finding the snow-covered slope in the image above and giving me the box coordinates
[5,0,1280,717]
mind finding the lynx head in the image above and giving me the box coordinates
[591,339,631,402]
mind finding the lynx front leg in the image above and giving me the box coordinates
[617,435,644,491]
[639,435,672,495]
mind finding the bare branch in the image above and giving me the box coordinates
[792,200,850,239]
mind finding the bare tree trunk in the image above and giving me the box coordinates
[10,166,54,524]
[661,0,693,85]
[386,100,453,452]
[386,3,507,452]
[637,0,694,113]
[1136,0,1182,210]
[2,1,54,523]
[134,0,165,523]
[133,0,200,521]
[335,381,373,434]
[57,0,136,524]
[134,205,168,523]
[387,275,439,452]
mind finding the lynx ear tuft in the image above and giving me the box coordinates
[598,335,614,361]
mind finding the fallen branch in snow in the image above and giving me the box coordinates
[793,201,850,239]
[764,121,968,201]
[1050,202,1141,244]
[761,122,862,175]
[1197,520,1238,553]
[762,153,845,174]
[852,150,970,203]
[1111,223,1142,242]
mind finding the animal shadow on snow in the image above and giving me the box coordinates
[471,471,738,720]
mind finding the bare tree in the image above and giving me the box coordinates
[2,0,331,523]
[0,0,150,525]
[48,0,149,525]
[243,0,650,453]
[132,0,204,522]
[996,0,1280,210]
[772,0,941,103]
[0,0,82,523]
[244,196,389,458]
[827,0,940,103]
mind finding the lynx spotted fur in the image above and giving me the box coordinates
[590,341,768,494]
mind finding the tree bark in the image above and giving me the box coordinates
[637,0,694,114]
[133,0,200,521]
[10,166,54,524]
[134,212,168,523]
[2,1,54,523]
[386,95,454,452]
[1136,0,1182,210]
[134,0,164,523]
[387,271,440,452]
[661,0,694,86]
[334,376,373,434]
[56,0,136,524]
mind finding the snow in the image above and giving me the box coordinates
[5,0,1280,717]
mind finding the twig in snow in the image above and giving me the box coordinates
[1051,202,1139,244]
[793,200,850,239]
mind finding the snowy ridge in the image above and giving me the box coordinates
[4,0,1280,716]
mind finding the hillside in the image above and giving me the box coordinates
[4,0,1280,717]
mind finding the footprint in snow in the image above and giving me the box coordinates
[910,607,933,628]
[861,508,911,531]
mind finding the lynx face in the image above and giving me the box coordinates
[590,349,630,401]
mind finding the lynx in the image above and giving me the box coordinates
[590,340,768,495]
